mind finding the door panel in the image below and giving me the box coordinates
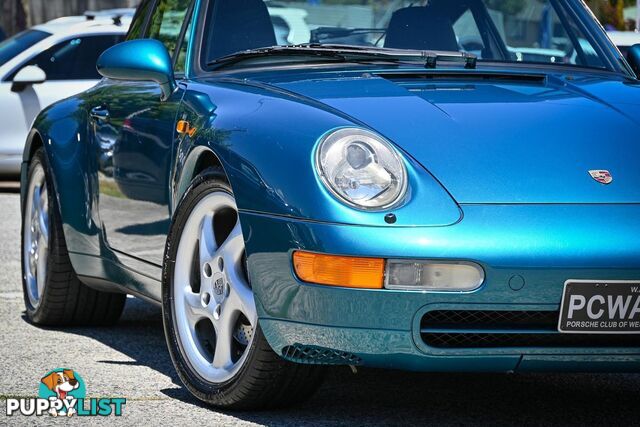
[92,0,192,267]
[94,81,184,266]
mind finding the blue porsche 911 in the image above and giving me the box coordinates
[20,0,640,409]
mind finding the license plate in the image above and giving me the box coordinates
[558,280,640,334]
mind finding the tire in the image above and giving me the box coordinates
[21,148,126,326]
[162,168,324,410]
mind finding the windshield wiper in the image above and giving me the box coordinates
[207,45,419,68]
[208,44,477,69]
[305,44,478,69]
[207,46,349,68]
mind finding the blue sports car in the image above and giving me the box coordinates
[20,0,640,410]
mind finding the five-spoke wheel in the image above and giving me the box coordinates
[173,191,256,382]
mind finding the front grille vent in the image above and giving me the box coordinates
[420,310,640,349]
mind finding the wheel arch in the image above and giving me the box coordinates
[172,146,228,213]
[23,129,45,163]
[20,129,69,235]
[20,129,46,210]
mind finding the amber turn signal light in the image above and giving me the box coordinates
[176,120,197,137]
[293,251,385,289]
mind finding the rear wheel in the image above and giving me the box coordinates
[21,148,126,326]
[162,169,324,410]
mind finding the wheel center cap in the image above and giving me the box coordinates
[212,273,226,302]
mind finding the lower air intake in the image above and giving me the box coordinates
[420,310,640,349]
[282,344,362,365]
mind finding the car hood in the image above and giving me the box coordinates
[261,70,640,204]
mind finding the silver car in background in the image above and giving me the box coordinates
[0,12,131,177]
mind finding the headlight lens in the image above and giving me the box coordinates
[316,128,407,210]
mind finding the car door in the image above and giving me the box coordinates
[94,0,193,268]
[0,34,124,174]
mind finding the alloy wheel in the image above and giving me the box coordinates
[172,191,257,383]
[23,164,49,309]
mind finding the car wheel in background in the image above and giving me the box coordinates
[21,148,126,326]
[162,168,324,410]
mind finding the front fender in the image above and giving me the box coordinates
[173,79,461,228]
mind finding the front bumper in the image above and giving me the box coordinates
[241,204,640,372]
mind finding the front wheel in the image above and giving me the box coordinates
[162,169,324,410]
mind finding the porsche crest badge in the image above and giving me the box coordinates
[588,170,613,185]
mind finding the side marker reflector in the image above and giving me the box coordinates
[177,120,197,137]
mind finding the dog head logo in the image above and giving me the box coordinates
[38,369,86,417]
[41,370,79,400]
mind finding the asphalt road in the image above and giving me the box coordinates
[0,189,639,426]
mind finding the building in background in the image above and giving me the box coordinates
[1,0,27,38]
[1,0,139,37]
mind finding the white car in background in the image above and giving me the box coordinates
[607,31,640,57]
[0,12,132,177]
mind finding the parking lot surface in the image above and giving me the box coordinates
[0,191,638,426]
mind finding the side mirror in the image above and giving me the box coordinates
[97,39,176,101]
[627,44,640,78]
[11,65,46,92]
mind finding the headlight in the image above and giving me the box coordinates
[316,128,407,210]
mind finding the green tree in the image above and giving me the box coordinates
[587,0,638,30]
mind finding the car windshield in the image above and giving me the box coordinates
[202,0,614,71]
[0,29,50,68]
